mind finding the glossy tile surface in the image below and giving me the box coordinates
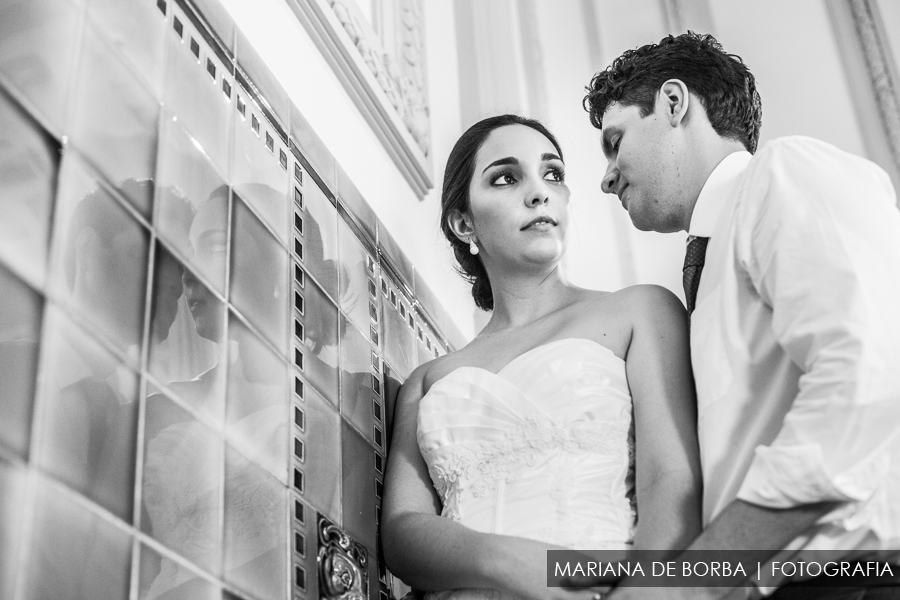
[226,313,289,480]
[0,459,27,600]
[155,117,228,293]
[138,543,221,600]
[230,198,289,355]
[142,393,223,575]
[0,265,43,459]
[37,308,139,521]
[69,22,160,218]
[25,477,132,600]
[0,89,58,287]
[338,216,375,337]
[341,421,378,550]
[302,385,342,525]
[340,316,376,444]
[223,445,288,600]
[51,152,149,357]
[301,178,340,299]
[148,243,226,423]
[0,0,79,134]
[299,278,340,406]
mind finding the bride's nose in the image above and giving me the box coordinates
[525,193,549,207]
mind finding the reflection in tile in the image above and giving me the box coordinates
[226,314,288,480]
[38,308,139,521]
[148,244,225,424]
[382,363,404,454]
[299,279,339,406]
[0,265,42,459]
[51,153,149,356]
[413,271,447,337]
[235,29,290,132]
[0,90,58,287]
[156,118,228,293]
[381,284,416,380]
[232,106,289,242]
[26,477,132,600]
[163,29,232,174]
[377,223,414,294]
[340,317,375,444]
[0,0,79,134]
[223,445,287,600]
[0,459,27,600]
[302,179,339,299]
[341,421,377,551]
[289,106,336,190]
[336,163,376,247]
[338,216,374,337]
[69,23,160,218]
[142,393,223,575]
[138,543,221,600]
[231,198,288,355]
[86,0,168,97]
[303,385,341,524]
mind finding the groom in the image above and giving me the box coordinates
[584,33,900,598]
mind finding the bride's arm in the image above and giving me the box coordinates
[382,364,613,600]
[623,285,702,553]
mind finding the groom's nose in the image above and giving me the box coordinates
[601,162,619,195]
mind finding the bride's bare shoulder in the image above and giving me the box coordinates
[399,349,470,402]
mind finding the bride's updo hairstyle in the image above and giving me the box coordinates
[440,114,564,311]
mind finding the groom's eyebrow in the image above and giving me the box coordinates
[482,157,518,173]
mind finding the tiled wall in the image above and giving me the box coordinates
[0,1,462,599]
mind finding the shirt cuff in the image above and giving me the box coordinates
[736,444,889,508]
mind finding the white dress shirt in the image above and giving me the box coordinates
[689,137,900,575]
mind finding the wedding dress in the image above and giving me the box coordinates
[417,338,636,598]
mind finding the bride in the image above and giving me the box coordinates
[382,115,701,600]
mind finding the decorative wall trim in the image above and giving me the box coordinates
[285,0,433,199]
[826,0,900,196]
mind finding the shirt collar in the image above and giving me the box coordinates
[688,150,753,237]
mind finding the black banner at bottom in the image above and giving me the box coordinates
[547,550,900,588]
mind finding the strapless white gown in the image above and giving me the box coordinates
[417,338,636,598]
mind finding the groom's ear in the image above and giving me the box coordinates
[658,79,690,128]
[447,209,475,243]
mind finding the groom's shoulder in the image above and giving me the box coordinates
[749,135,879,177]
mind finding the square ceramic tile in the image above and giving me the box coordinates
[37,307,139,521]
[138,543,220,600]
[25,476,132,600]
[0,0,80,135]
[297,278,340,406]
[0,265,42,459]
[230,197,289,355]
[223,445,288,600]
[155,117,228,294]
[68,22,160,218]
[340,316,375,443]
[50,152,150,357]
[147,243,226,424]
[302,385,341,524]
[340,421,377,551]
[141,392,223,574]
[225,313,289,481]
[0,89,59,288]
[86,0,168,97]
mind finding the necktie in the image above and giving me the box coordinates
[683,236,709,314]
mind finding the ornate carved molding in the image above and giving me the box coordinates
[847,0,900,171]
[318,515,368,600]
[285,0,433,199]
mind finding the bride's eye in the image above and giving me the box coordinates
[544,167,565,183]
[490,171,516,186]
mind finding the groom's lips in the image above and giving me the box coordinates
[618,184,629,208]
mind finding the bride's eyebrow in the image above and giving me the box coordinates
[482,157,518,174]
[542,153,562,163]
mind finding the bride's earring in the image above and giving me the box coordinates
[468,238,479,255]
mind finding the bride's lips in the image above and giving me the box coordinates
[520,215,558,230]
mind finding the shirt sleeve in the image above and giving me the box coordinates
[734,137,900,508]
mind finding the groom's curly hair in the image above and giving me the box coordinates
[584,32,762,153]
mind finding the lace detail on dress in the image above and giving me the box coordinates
[426,415,631,522]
